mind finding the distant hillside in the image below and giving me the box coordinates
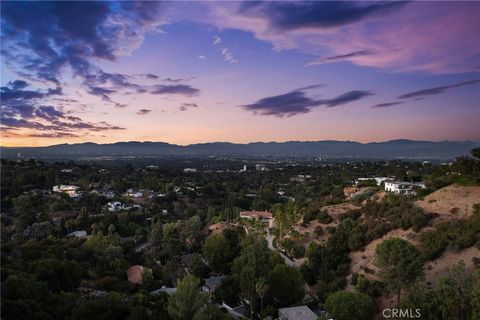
[1,139,478,160]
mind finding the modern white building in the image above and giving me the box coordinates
[184,168,198,173]
[107,201,124,212]
[255,164,266,171]
[356,177,390,186]
[384,181,426,195]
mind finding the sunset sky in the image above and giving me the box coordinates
[1,1,479,147]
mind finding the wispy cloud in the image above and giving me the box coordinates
[398,79,480,99]
[220,48,238,64]
[136,109,152,115]
[213,35,238,64]
[213,35,222,45]
[179,103,199,111]
[306,50,370,66]
[371,101,404,108]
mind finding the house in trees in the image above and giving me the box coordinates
[202,276,225,294]
[151,286,177,295]
[52,185,80,198]
[239,210,274,228]
[180,254,195,273]
[343,186,360,198]
[67,230,88,239]
[126,265,150,284]
[278,306,317,320]
[107,201,124,212]
[124,189,144,198]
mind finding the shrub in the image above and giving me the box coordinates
[317,211,333,224]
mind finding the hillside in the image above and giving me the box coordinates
[348,184,480,287]
[415,184,480,224]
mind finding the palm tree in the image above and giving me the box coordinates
[256,278,269,315]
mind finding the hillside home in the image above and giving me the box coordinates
[126,265,150,284]
[384,180,426,195]
[343,186,360,198]
[239,210,274,228]
[151,286,176,295]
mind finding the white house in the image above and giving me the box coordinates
[53,185,80,198]
[124,189,143,198]
[107,201,124,212]
[184,168,198,173]
[255,164,266,171]
[355,177,390,186]
[384,181,426,195]
[67,230,88,239]
[151,286,176,295]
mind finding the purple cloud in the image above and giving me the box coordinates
[238,1,404,31]
[242,86,373,117]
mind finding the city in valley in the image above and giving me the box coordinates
[1,1,479,320]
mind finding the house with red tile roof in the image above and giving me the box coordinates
[239,210,274,228]
[126,265,150,284]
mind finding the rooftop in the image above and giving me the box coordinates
[239,210,273,219]
[278,306,317,320]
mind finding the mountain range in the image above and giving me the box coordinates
[1,140,478,160]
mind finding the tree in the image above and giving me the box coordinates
[191,253,211,278]
[32,258,82,292]
[471,280,480,320]
[181,216,202,252]
[324,291,373,320]
[374,238,424,306]
[471,147,480,160]
[203,233,230,274]
[434,262,476,320]
[402,262,480,320]
[231,236,272,317]
[168,275,208,320]
[267,264,304,307]
[255,278,269,314]
[73,292,130,320]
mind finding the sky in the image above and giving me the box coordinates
[1,1,479,147]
